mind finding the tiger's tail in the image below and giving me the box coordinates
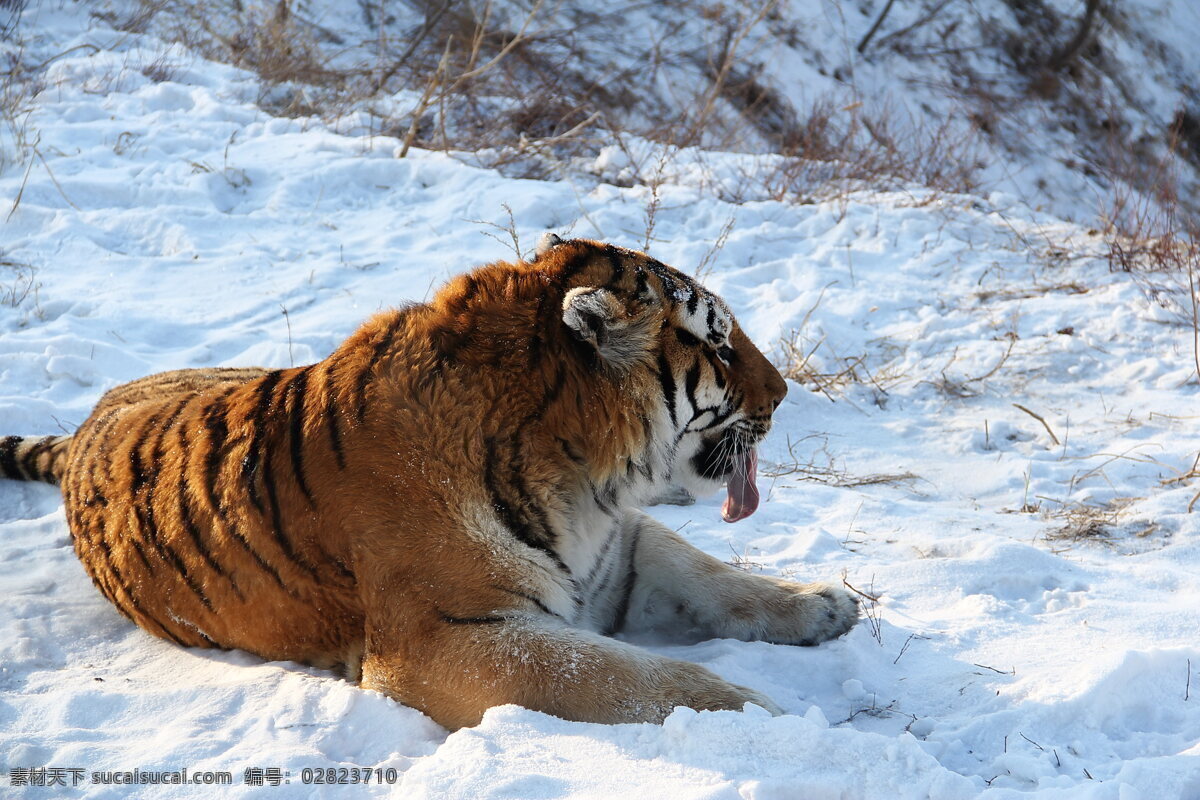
[0,435,72,486]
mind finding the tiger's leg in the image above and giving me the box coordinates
[358,601,779,730]
[615,511,859,646]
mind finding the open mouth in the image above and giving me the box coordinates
[692,429,762,523]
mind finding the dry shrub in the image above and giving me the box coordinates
[778,325,907,403]
[0,27,39,175]
[761,96,983,202]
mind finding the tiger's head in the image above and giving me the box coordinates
[535,234,788,522]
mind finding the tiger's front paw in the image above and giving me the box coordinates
[764,580,859,646]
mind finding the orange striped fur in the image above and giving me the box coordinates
[2,237,858,729]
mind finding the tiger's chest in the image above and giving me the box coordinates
[545,504,632,633]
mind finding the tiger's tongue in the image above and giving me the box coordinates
[721,449,759,523]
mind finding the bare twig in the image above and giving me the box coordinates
[874,0,955,51]
[471,202,523,260]
[842,573,882,645]
[694,214,736,279]
[280,304,294,366]
[1020,732,1044,752]
[1189,260,1200,384]
[1013,403,1061,446]
[893,633,928,664]
[5,149,35,223]
[447,0,544,86]
[375,0,455,89]
[973,663,1015,675]
[856,0,897,55]
[398,36,452,158]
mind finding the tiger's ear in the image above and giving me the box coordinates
[531,232,564,262]
[562,287,655,371]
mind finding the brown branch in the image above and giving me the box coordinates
[1047,0,1102,73]
[1013,403,1061,446]
[857,0,897,55]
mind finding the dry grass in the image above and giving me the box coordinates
[1041,498,1163,554]
[777,325,908,403]
[762,433,922,492]
[0,251,41,316]
[0,29,39,176]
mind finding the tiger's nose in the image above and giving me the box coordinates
[768,370,787,411]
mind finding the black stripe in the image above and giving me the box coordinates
[492,585,564,619]
[683,362,702,415]
[355,314,405,422]
[557,250,591,284]
[133,396,189,565]
[582,527,618,587]
[656,352,677,426]
[687,407,733,432]
[192,627,219,647]
[201,389,235,504]
[449,275,480,313]
[527,294,546,369]
[557,437,586,466]
[159,537,215,613]
[285,368,315,506]
[534,364,567,419]
[19,439,43,482]
[129,411,165,492]
[0,435,22,480]
[321,362,346,469]
[481,368,571,572]
[178,467,245,601]
[241,371,284,513]
[96,553,143,627]
[686,286,700,315]
[590,477,619,516]
[85,519,124,609]
[634,268,649,299]
[224,525,290,592]
[608,523,642,635]
[127,532,155,572]
[587,545,620,607]
[702,350,727,389]
[261,442,318,578]
[483,437,568,574]
[35,437,63,483]
[95,526,189,646]
[646,259,678,297]
[675,328,701,348]
[604,246,625,285]
[188,390,290,593]
[438,610,507,625]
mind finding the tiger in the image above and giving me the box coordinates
[0,234,858,730]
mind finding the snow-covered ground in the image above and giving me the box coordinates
[2,3,1200,799]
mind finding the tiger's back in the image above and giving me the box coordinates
[60,363,367,672]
